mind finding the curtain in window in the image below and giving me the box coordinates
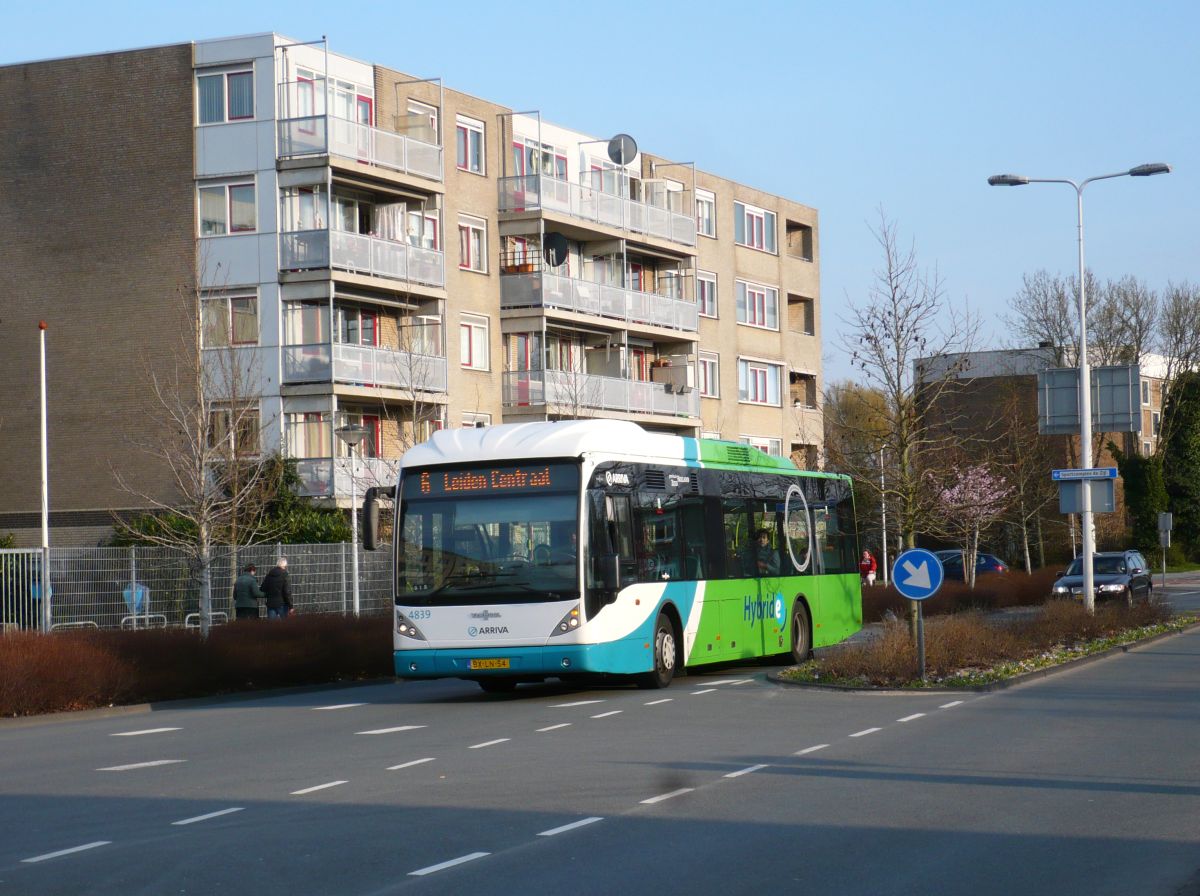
[199,187,226,236]
[765,288,779,329]
[226,71,254,119]
[200,300,228,347]
[197,75,224,124]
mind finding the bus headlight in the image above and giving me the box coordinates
[549,604,581,637]
[395,610,427,640]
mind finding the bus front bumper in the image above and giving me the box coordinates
[393,641,651,679]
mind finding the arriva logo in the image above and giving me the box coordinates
[605,471,630,486]
[744,593,785,628]
[469,625,510,637]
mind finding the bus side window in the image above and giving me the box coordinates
[609,494,638,586]
[722,499,750,579]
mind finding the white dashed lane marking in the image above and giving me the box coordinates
[110,727,180,737]
[641,788,694,805]
[724,764,768,779]
[795,744,829,755]
[22,842,111,864]
[172,808,244,826]
[97,760,186,771]
[291,781,347,795]
[551,699,605,708]
[898,713,926,722]
[469,738,510,749]
[850,728,882,738]
[591,711,622,719]
[538,817,603,837]
[410,852,490,876]
[537,723,571,732]
[314,703,367,711]
[644,698,673,705]
[387,758,436,771]
[691,689,717,696]
[357,725,426,735]
[941,700,964,709]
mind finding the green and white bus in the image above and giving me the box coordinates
[363,420,861,691]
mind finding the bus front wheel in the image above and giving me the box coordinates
[789,602,812,664]
[638,613,678,689]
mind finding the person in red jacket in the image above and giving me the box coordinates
[859,550,878,587]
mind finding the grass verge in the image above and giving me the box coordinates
[782,600,1199,689]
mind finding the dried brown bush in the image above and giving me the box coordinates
[862,568,1061,622]
[0,614,392,717]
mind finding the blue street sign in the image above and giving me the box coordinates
[891,548,945,601]
[1051,467,1117,481]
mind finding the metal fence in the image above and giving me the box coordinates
[0,544,393,633]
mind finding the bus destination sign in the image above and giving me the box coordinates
[409,463,577,498]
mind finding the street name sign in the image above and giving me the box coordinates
[1051,467,1117,481]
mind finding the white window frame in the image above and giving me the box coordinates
[735,279,779,330]
[698,352,719,398]
[201,291,259,348]
[696,189,716,238]
[1152,411,1161,436]
[456,115,485,175]
[198,179,256,236]
[197,67,254,125]
[460,312,490,371]
[1141,379,1151,406]
[734,201,777,253]
[700,430,722,440]
[1142,440,1153,455]
[741,435,783,456]
[697,271,717,318]
[458,215,488,273]
[462,412,492,428]
[737,358,781,406]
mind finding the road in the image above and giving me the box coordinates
[2,588,1199,895]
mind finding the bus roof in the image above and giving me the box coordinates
[402,420,838,477]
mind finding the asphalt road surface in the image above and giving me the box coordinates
[2,588,1199,896]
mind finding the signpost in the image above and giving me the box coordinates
[891,548,945,682]
[1159,512,1173,589]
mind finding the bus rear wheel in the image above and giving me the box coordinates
[638,613,678,689]
[477,678,518,694]
[789,602,812,664]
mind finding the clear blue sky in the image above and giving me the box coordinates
[4,1,1195,384]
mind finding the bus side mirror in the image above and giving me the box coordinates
[362,485,395,551]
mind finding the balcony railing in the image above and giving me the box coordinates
[500,270,699,333]
[293,456,400,499]
[280,229,445,290]
[502,370,699,419]
[278,116,443,182]
[283,343,449,393]
[498,175,696,247]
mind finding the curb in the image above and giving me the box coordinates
[768,618,1200,695]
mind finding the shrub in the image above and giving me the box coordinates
[862,568,1060,622]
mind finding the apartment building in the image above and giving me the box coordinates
[0,34,823,545]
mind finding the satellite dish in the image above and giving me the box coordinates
[607,133,638,166]
[542,232,569,268]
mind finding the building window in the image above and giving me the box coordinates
[700,430,721,440]
[209,402,260,458]
[336,307,378,347]
[698,353,719,398]
[1142,440,1153,455]
[785,220,814,261]
[734,201,777,253]
[458,215,487,272]
[463,412,491,428]
[201,293,258,347]
[697,272,717,318]
[696,189,716,237]
[456,116,485,174]
[737,359,781,406]
[407,209,440,250]
[199,181,256,236]
[1142,379,1151,406]
[460,313,490,370]
[1153,411,1161,436]
[742,435,783,457]
[338,412,381,458]
[197,68,254,124]
[736,280,779,330]
[788,294,815,335]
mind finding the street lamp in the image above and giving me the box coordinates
[335,421,367,617]
[988,162,1171,612]
[879,444,889,586]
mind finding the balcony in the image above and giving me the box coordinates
[501,269,699,333]
[502,369,699,419]
[293,456,400,499]
[498,175,696,247]
[280,229,445,290]
[283,343,448,394]
[278,115,443,183]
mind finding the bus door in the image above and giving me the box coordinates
[747,500,787,657]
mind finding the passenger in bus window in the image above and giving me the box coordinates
[752,528,780,576]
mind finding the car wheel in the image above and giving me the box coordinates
[1124,587,1134,609]
[637,612,677,689]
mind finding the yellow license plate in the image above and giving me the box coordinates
[469,658,510,670]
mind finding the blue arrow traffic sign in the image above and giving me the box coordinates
[891,548,945,601]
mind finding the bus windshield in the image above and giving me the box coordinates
[396,462,580,606]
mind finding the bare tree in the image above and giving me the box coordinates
[1001,270,1078,365]
[1156,280,1200,448]
[993,382,1059,571]
[1091,275,1158,367]
[112,257,274,637]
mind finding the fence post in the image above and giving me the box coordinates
[340,542,348,616]
[130,546,137,631]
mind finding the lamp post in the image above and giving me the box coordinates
[335,421,367,617]
[988,163,1171,612]
[879,444,889,586]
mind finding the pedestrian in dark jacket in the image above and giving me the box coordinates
[262,557,293,619]
[232,564,265,620]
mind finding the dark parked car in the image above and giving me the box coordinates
[1051,551,1152,605]
[936,551,1009,581]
